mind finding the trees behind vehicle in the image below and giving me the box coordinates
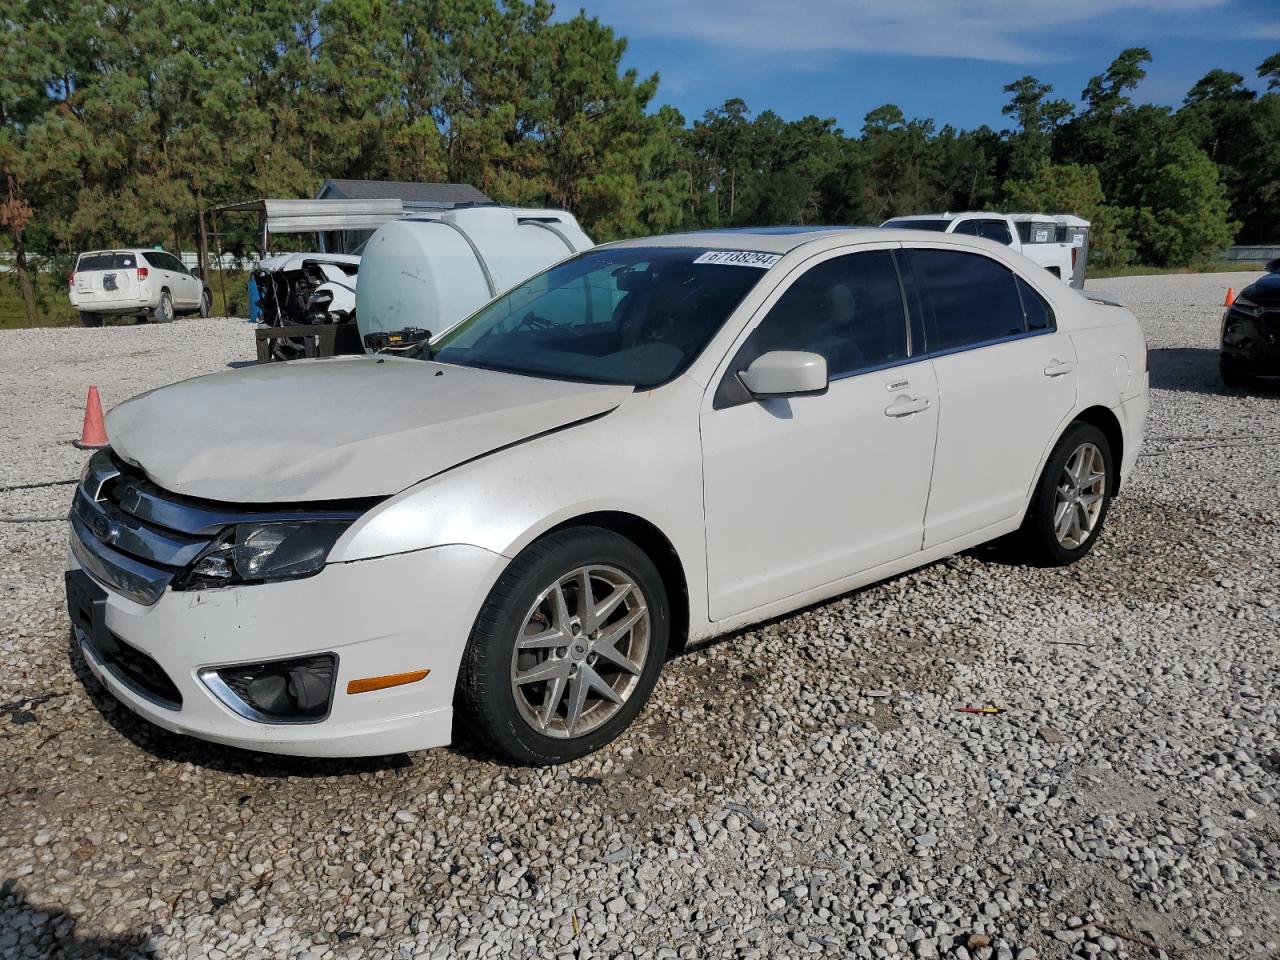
[2,2,1277,324]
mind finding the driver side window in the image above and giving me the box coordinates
[714,250,909,407]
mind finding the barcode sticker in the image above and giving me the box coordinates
[693,250,782,269]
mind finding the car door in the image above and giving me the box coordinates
[167,253,201,307]
[700,246,939,621]
[903,245,1076,548]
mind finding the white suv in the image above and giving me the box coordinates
[68,249,211,326]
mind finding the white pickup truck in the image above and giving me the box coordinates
[881,212,1089,288]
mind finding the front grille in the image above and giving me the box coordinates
[69,450,375,605]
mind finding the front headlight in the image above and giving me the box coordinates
[179,520,352,588]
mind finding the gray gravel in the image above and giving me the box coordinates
[2,276,1278,960]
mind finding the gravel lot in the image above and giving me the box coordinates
[2,274,1278,960]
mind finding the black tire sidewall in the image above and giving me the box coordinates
[1024,422,1114,566]
[200,290,212,318]
[458,527,670,765]
[156,292,173,323]
[78,312,102,328]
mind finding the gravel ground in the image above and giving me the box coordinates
[1,276,1278,960]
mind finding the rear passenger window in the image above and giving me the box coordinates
[910,249,1026,352]
[740,250,908,380]
[1017,276,1055,331]
[976,220,1014,245]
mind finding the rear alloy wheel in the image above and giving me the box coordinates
[1017,421,1113,566]
[153,290,174,324]
[199,289,212,318]
[457,527,669,764]
[78,312,103,328]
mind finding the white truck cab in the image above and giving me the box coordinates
[881,212,1089,288]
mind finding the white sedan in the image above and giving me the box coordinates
[66,228,1148,764]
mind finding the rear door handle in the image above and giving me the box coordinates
[1044,359,1075,377]
[884,396,931,418]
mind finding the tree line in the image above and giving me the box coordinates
[2,0,1278,323]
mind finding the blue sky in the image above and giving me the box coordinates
[567,0,1280,133]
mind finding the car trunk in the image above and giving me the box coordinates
[74,252,143,306]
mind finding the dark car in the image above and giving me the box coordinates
[1221,259,1280,387]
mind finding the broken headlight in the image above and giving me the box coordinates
[180,520,352,588]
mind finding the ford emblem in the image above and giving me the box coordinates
[92,514,120,544]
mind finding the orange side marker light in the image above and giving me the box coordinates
[347,670,429,695]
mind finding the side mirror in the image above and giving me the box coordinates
[191,267,203,279]
[738,351,828,399]
[1265,258,1280,275]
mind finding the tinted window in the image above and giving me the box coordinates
[951,220,981,237]
[883,218,951,232]
[145,252,186,272]
[735,251,907,381]
[910,249,1026,352]
[975,220,1014,245]
[1017,276,1055,331]
[432,247,767,388]
[77,252,137,271]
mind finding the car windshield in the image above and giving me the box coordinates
[431,247,773,387]
[882,219,951,232]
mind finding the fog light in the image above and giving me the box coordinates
[201,654,337,723]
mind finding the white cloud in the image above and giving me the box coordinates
[582,0,1233,63]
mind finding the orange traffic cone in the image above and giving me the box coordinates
[1223,287,1235,306]
[73,385,109,449]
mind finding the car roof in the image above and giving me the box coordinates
[78,249,170,256]
[604,226,1022,255]
[606,227,884,255]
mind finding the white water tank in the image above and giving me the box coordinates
[355,206,593,343]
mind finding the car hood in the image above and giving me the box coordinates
[106,357,632,502]
[1246,271,1280,302]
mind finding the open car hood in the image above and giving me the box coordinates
[106,357,632,502]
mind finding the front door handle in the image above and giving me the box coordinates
[885,396,931,418]
[1043,359,1076,377]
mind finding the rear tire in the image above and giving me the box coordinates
[457,527,669,765]
[153,290,174,324]
[78,312,103,328]
[1016,422,1113,567]
[199,289,212,318]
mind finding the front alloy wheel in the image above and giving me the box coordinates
[511,565,650,738]
[458,527,669,764]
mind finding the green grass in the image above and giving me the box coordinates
[1087,261,1266,279]
[0,270,251,329]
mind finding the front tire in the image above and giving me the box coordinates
[457,527,669,765]
[1017,422,1113,566]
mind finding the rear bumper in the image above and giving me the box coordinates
[69,294,157,314]
[1117,387,1147,490]
[67,542,508,757]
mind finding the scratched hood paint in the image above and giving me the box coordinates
[106,356,631,502]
